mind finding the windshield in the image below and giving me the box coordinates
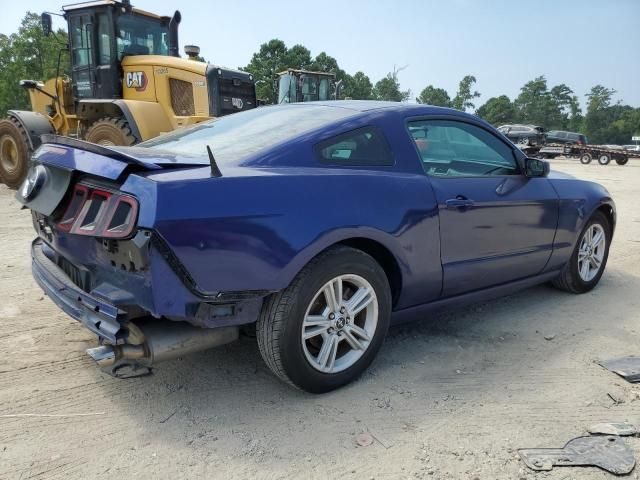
[140,105,358,164]
[277,74,296,104]
[318,78,330,101]
[116,13,169,59]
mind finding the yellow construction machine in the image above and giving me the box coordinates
[0,0,256,187]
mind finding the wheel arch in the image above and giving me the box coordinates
[79,100,143,142]
[595,202,616,237]
[6,110,55,150]
[277,229,406,308]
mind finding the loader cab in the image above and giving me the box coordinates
[277,69,342,103]
[58,0,176,100]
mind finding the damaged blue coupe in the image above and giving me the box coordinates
[19,101,615,392]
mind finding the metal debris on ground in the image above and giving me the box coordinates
[518,435,636,475]
[356,433,374,447]
[588,422,637,436]
[367,428,394,449]
[599,356,640,383]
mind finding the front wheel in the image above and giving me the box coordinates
[257,246,391,393]
[552,211,611,294]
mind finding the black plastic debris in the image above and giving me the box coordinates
[599,356,640,383]
[589,422,637,437]
[518,435,636,475]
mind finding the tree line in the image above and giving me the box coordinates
[244,39,639,145]
[0,14,638,145]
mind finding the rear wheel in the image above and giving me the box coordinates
[85,117,137,146]
[0,117,31,188]
[552,211,611,294]
[257,246,391,393]
[598,154,611,165]
[579,153,592,164]
[615,157,628,166]
[518,137,529,146]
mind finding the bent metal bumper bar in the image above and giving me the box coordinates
[32,238,125,343]
[32,238,239,378]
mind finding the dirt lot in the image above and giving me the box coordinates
[1,158,639,480]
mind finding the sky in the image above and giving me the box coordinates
[1,0,638,108]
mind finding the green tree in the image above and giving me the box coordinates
[476,95,516,125]
[373,67,410,102]
[583,85,620,143]
[0,12,69,116]
[513,76,552,126]
[342,71,373,100]
[416,85,451,107]
[452,75,480,111]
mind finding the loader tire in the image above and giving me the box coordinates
[0,117,32,189]
[85,117,137,146]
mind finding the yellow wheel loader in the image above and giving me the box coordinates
[0,0,256,188]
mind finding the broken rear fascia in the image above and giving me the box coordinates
[32,232,265,344]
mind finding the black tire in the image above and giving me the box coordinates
[579,153,592,164]
[598,154,611,165]
[615,157,629,166]
[256,246,391,393]
[552,211,611,294]
[85,117,137,146]
[0,117,32,188]
[518,137,529,146]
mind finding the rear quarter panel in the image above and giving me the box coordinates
[147,168,442,309]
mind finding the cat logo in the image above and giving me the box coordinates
[125,71,147,92]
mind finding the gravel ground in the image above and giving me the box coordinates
[0,158,639,479]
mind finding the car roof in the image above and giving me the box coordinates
[291,100,455,114]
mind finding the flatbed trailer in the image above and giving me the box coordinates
[522,143,640,166]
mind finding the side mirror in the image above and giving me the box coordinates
[41,13,52,37]
[525,157,550,177]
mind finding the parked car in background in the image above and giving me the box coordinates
[19,101,616,392]
[497,124,546,146]
[545,130,588,145]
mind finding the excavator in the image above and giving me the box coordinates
[0,0,257,188]
[276,69,343,104]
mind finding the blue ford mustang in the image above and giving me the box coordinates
[19,101,615,392]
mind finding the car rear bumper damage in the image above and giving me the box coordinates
[32,238,127,344]
[32,237,248,377]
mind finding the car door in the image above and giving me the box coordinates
[407,118,559,297]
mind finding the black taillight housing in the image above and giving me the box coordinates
[56,184,139,239]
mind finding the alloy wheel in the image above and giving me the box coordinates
[301,274,378,373]
[578,224,606,282]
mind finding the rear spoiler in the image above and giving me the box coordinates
[39,135,162,170]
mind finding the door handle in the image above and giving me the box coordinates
[445,196,475,209]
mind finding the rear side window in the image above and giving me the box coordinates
[315,127,393,166]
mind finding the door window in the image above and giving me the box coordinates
[96,14,112,65]
[408,120,519,177]
[70,15,93,67]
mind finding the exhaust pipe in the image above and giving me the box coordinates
[87,319,238,378]
[168,10,182,58]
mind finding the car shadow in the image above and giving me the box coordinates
[98,268,639,458]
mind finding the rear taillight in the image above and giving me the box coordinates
[56,184,138,239]
[577,139,584,145]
